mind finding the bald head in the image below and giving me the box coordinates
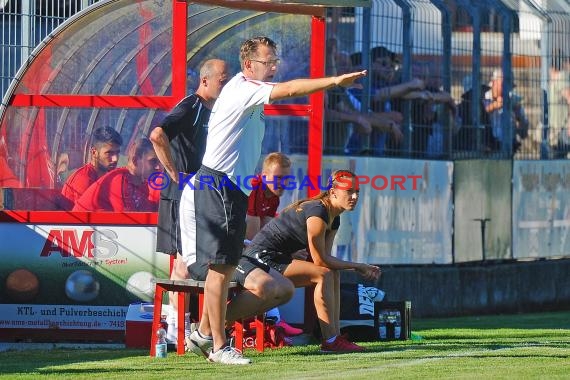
[196,59,229,108]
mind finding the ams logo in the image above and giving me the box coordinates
[40,229,119,258]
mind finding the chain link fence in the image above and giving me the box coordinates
[325,0,570,160]
[1,1,99,99]
[3,1,570,160]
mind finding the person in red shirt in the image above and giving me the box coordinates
[73,138,161,212]
[244,152,302,337]
[245,152,291,240]
[60,126,122,209]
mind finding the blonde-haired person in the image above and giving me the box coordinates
[245,152,291,240]
[244,152,302,337]
[189,170,380,353]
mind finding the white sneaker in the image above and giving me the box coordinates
[208,346,252,365]
[185,330,213,358]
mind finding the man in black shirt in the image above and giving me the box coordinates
[150,58,229,343]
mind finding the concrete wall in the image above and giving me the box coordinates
[341,258,570,318]
[454,160,512,261]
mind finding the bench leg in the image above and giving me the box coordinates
[150,284,166,357]
[198,292,205,317]
[234,319,244,352]
[231,315,265,353]
[152,284,247,355]
[254,314,265,352]
[176,291,186,355]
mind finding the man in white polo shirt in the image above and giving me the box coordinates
[180,36,366,365]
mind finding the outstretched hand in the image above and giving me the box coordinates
[336,70,367,88]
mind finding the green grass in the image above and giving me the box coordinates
[1,311,569,379]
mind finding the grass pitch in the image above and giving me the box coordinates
[0,310,569,379]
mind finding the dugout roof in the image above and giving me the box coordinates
[0,0,368,219]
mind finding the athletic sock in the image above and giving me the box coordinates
[326,335,337,344]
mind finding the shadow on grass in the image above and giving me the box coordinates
[0,349,147,375]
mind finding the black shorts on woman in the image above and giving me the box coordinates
[231,200,340,284]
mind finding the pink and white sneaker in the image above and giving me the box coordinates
[276,320,303,336]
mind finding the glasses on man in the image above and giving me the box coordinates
[250,58,281,67]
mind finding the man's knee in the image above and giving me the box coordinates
[264,279,295,303]
[244,271,294,302]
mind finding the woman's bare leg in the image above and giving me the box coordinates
[332,269,340,335]
[283,259,337,340]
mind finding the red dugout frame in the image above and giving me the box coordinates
[1,0,327,225]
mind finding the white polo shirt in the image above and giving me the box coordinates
[201,72,274,195]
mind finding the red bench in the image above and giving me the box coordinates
[150,278,265,356]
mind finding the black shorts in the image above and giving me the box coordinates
[156,198,181,256]
[242,247,291,275]
[187,256,270,285]
[180,165,248,266]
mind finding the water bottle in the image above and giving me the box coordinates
[394,311,401,339]
[378,311,387,339]
[386,312,395,339]
[155,327,167,358]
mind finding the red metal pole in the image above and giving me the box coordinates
[304,13,326,336]
[172,0,188,103]
[307,15,326,198]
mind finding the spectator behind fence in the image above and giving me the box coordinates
[179,35,365,365]
[483,69,529,155]
[324,40,402,155]
[548,56,570,158]
[206,170,378,353]
[73,138,161,212]
[409,61,456,157]
[60,126,122,209]
[150,59,228,345]
[368,46,426,156]
[454,75,491,152]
